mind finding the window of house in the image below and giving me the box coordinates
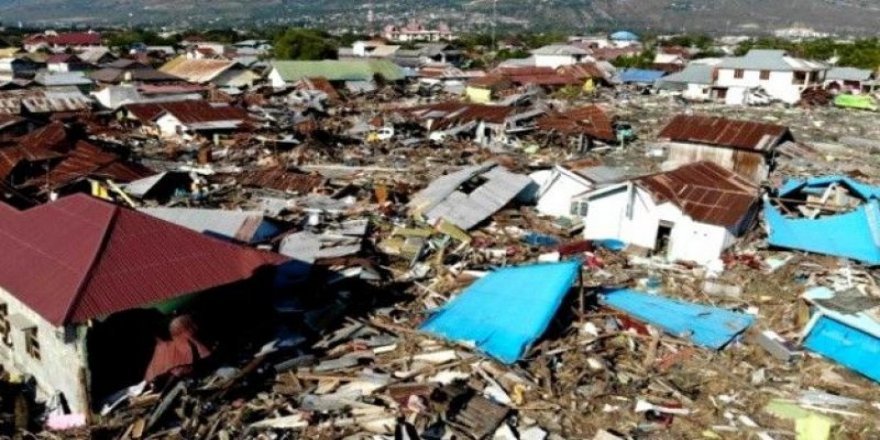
[0,305,9,347]
[793,71,808,84]
[733,69,744,79]
[569,201,579,216]
[579,201,589,217]
[759,70,770,80]
[24,328,39,360]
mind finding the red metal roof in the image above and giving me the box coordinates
[636,161,759,227]
[25,32,101,47]
[22,140,153,191]
[557,63,606,80]
[0,194,286,326]
[658,115,792,152]
[124,100,248,124]
[537,105,615,142]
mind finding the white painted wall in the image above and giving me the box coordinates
[578,184,734,265]
[156,113,184,137]
[534,54,580,69]
[684,83,711,101]
[0,288,89,414]
[268,68,287,88]
[716,68,817,104]
[533,167,593,218]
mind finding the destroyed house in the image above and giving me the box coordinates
[574,161,760,265]
[765,176,880,265]
[658,114,792,184]
[120,100,249,138]
[536,105,616,149]
[0,89,93,117]
[409,161,533,230]
[401,102,543,146]
[141,207,285,245]
[0,194,284,415]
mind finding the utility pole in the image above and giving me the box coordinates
[491,0,497,51]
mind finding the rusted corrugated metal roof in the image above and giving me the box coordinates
[0,194,285,326]
[22,140,153,191]
[0,89,92,115]
[160,57,238,84]
[537,105,615,142]
[124,100,248,124]
[403,101,517,131]
[658,115,792,152]
[636,161,758,227]
[237,167,324,194]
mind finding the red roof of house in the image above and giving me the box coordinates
[124,100,248,124]
[557,63,606,80]
[636,161,758,227]
[26,32,101,47]
[658,115,792,152]
[0,194,285,326]
[22,140,153,191]
[537,105,615,142]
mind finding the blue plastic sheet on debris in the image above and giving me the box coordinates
[618,69,666,84]
[420,261,580,364]
[802,287,880,383]
[766,176,880,265]
[600,288,754,350]
[522,232,560,247]
[594,239,626,251]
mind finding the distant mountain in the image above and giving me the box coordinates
[2,0,879,34]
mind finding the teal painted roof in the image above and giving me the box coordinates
[270,59,406,82]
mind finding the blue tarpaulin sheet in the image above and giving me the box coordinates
[600,288,754,349]
[766,176,880,265]
[420,261,580,364]
[618,69,665,84]
[802,287,880,382]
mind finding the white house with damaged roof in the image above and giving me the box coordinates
[714,49,827,105]
[530,164,632,218]
[531,45,593,69]
[823,67,876,94]
[654,62,718,101]
[572,161,760,265]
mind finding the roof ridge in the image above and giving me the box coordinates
[59,199,119,325]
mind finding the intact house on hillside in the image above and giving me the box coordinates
[714,49,827,105]
[657,114,793,184]
[572,161,760,265]
[0,194,284,416]
[119,100,250,139]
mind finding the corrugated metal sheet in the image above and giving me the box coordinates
[636,161,758,227]
[0,194,285,325]
[21,140,153,191]
[124,100,247,124]
[601,288,754,350]
[409,162,532,230]
[0,89,92,115]
[160,57,238,84]
[141,207,280,244]
[271,59,406,83]
[238,167,324,194]
[537,105,615,142]
[658,114,791,152]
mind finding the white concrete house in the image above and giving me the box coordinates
[572,161,759,265]
[531,45,592,69]
[530,165,628,218]
[714,49,827,105]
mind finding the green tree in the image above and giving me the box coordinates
[273,28,338,60]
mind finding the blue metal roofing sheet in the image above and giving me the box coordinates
[600,288,754,350]
[420,261,580,364]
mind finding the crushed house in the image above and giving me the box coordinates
[119,100,250,138]
[530,163,630,219]
[572,161,760,265]
[535,105,617,151]
[399,102,544,146]
[409,161,534,230]
[764,176,880,265]
[0,194,284,415]
[658,114,793,184]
